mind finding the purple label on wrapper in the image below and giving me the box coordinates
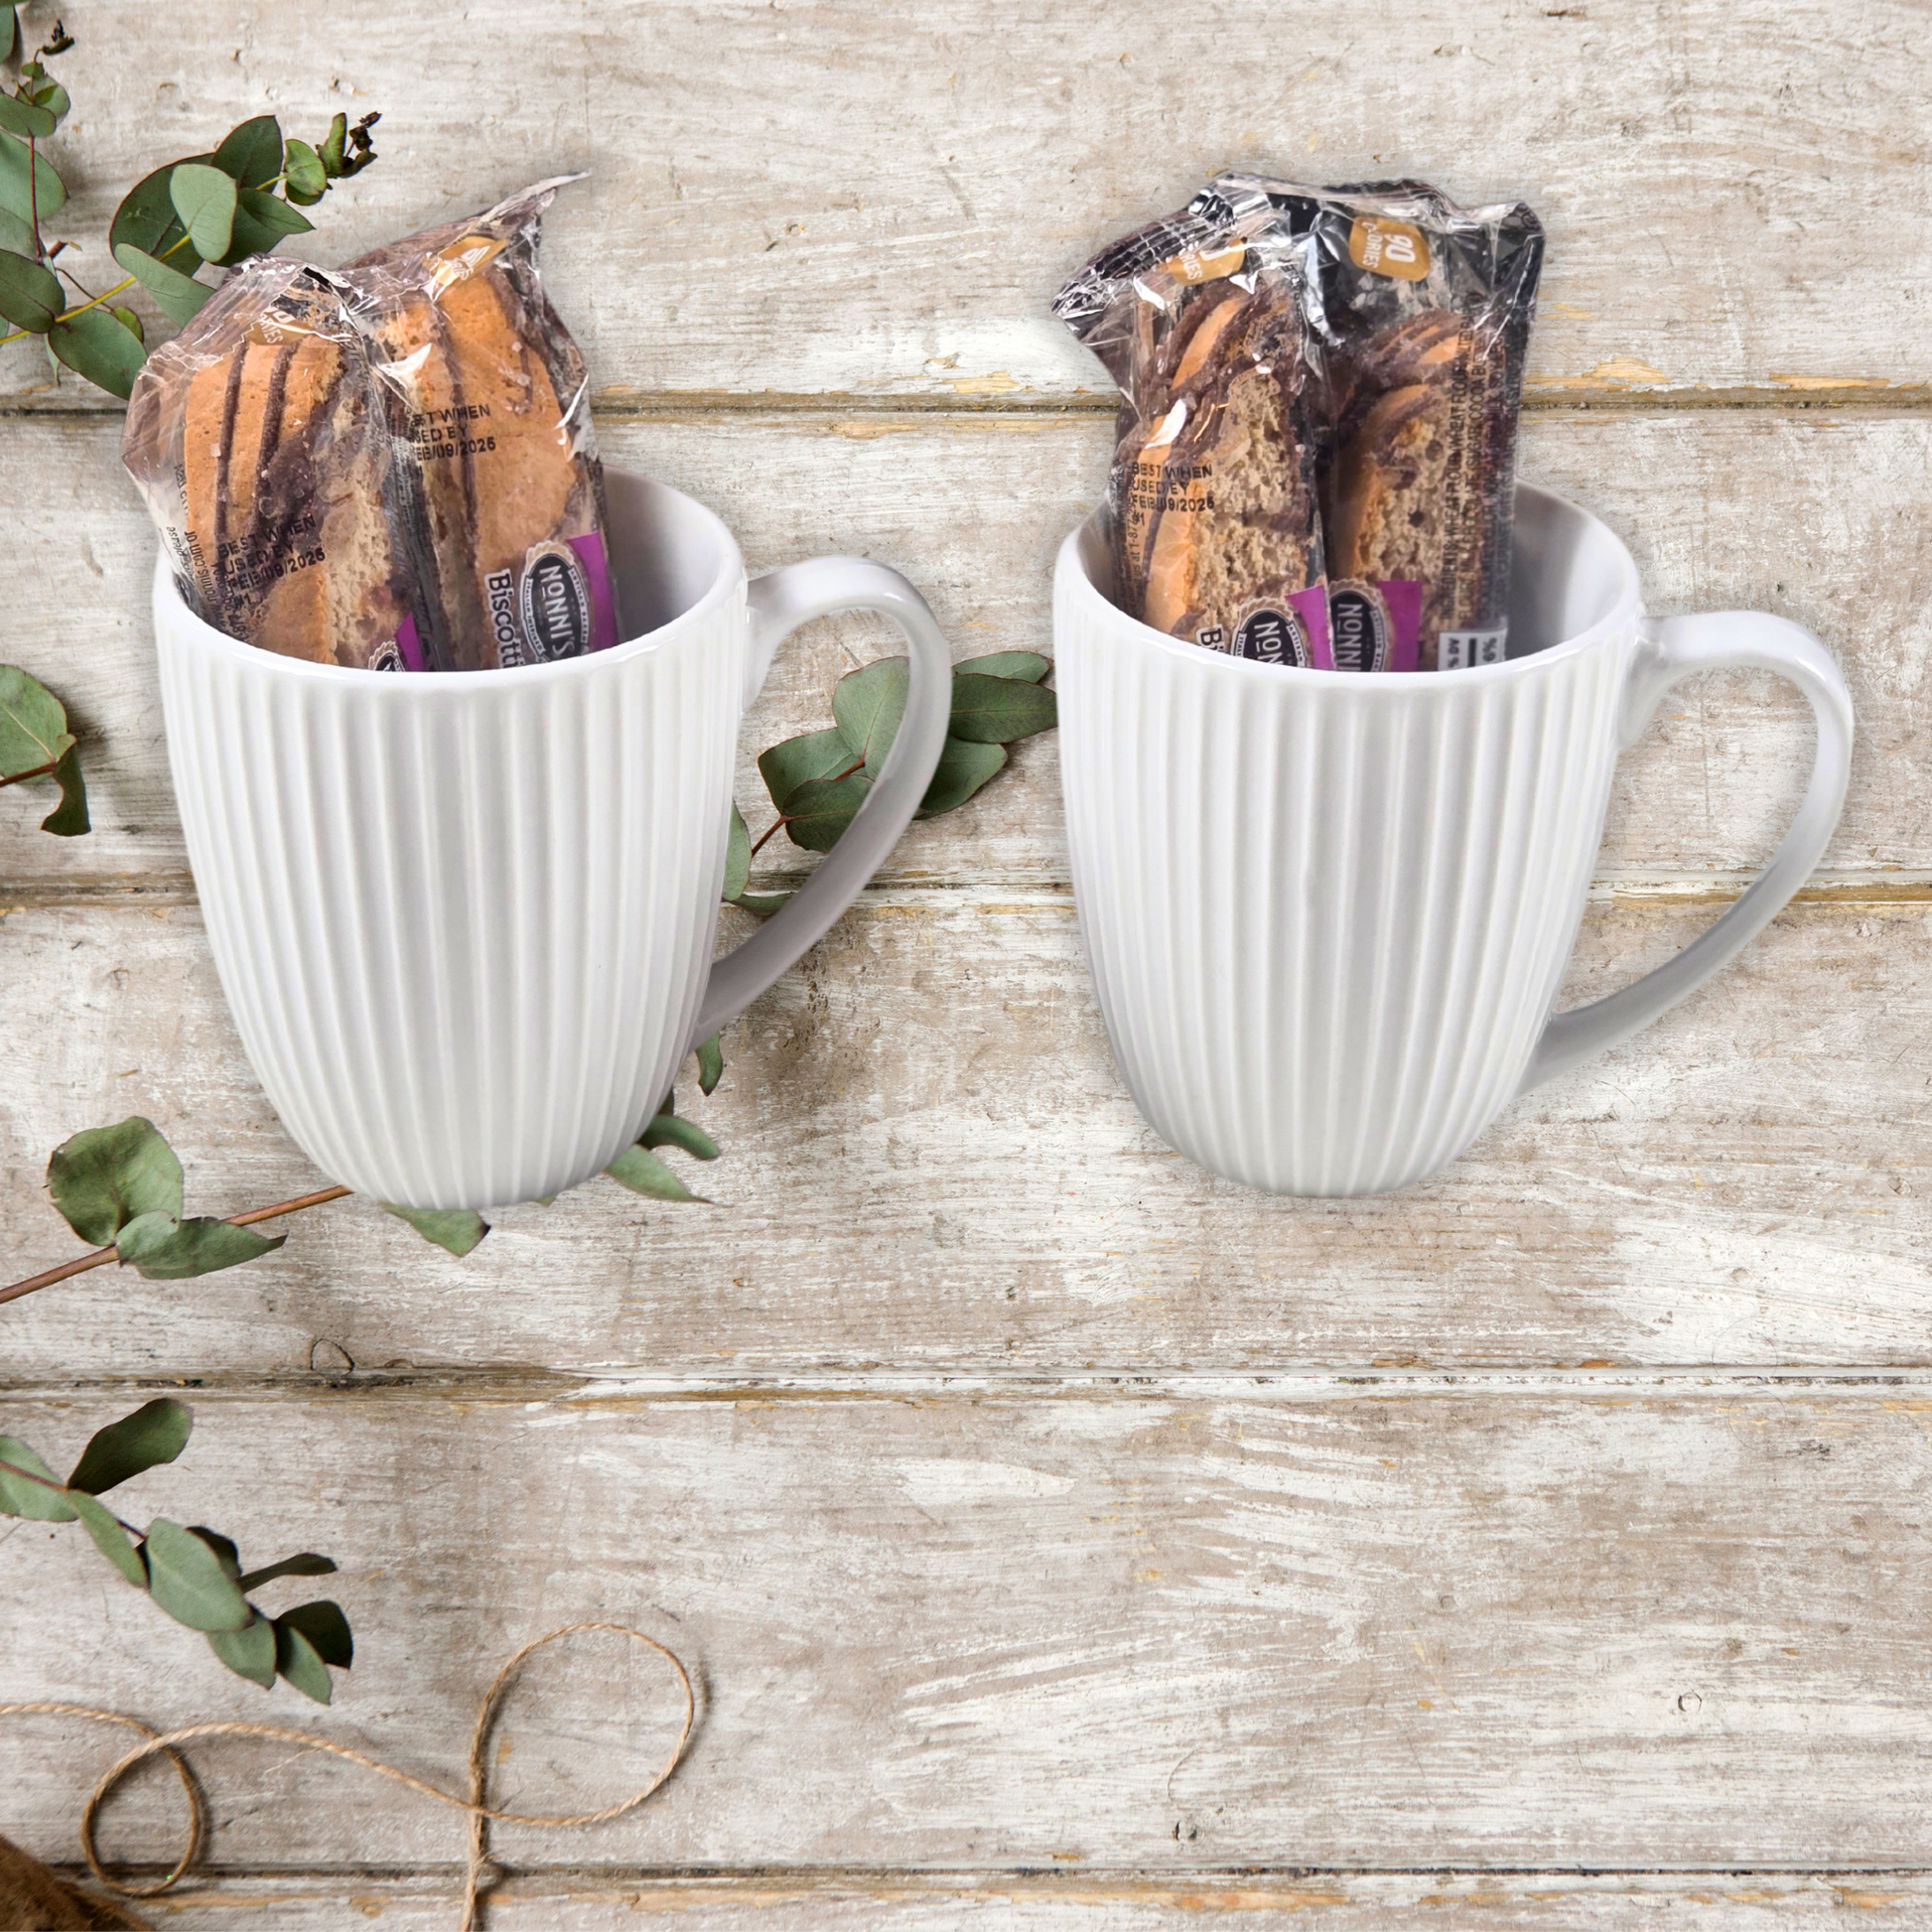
[390,613,427,673]
[568,531,621,652]
[1326,579,1420,673]
[1218,585,1334,669]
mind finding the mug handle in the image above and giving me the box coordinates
[1518,611,1855,1094]
[688,556,953,1047]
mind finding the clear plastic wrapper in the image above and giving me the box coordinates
[1212,174,1545,671]
[122,178,621,671]
[1053,196,1332,670]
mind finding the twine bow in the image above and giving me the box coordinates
[1,1621,695,1932]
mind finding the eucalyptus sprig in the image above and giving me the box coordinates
[0,6,379,396]
[0,1396,352,1701]
[0,662,86,834]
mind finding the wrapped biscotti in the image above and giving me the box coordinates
[1054,195,1333,670]
[122,258,417,670]
[1214,174,1545,671]
[123,178,621,672]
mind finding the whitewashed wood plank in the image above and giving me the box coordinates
[1,1,1927,404]
[4,1386,1929,1869]
[0,893,1924,1377]
[49,1869,1932,1930]
[0,411,1922,888]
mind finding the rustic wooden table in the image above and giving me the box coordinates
[4,2,1928,1924]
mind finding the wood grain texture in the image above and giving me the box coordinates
[40,1869,1932,1930]
[5,1385,1930,1870]
[0,409,1922,890]
[1,0,1928,406]
[1,893,1924,1378]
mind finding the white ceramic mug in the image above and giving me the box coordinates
[154,469,952,1209]
[1054,484,1854,1198]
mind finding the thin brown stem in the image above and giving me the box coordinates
[0,1458,141,1536]
[746,757,866,861]
[0,1185,351,1308]
[746,814,795,861]
[0,759,58,790]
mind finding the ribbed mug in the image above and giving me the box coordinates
[1054,484,1854,1197]
[154,468,953,1209]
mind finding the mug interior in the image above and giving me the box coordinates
[1072,483,1640,668]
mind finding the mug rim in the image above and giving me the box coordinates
[150,467,747,689]
[1057,481,1643,686]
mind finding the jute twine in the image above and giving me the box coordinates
[1,1620,695,1932]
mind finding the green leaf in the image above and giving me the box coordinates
[696,1033,724,1095]
[0,93,55,140]
[109,305,144,345]
[317,112,348,178]
[0,204,31,256]
[49,306,147,400]
[273,1617,335,1703]
[605,1144,703,1203]
[143,1518,251,1632]
[218,184,313,265]
[918,735,1006,817]
[207,1613,277,1688]
[47,1116,184,1247]
[115,1211,286,1280]
[781,769,873,853]
[112,241,211,327]
[723,800,751,901]
[733,892,792,916]
[67,1397,192,1495]
[168,164,237,264]
[382,1203,489,1257]
[278,1598,353,1668]
[1,10,15,63]
[235,1551,337,1592]
[0,663,74,785]
[758,727,854,813]
[188,1526,241,1580]
[832,657,908,771]
[0,246,62,333]
[640,1113,720,1162]
[957,650,1051,684]
[70,1492,149,1587]
[211,115,285,190]
[25,79,69,126]
[0,128,64,226]
[948,672,1058,744]
[111,160,207,270]
[282,137,327,206]
[0,1437,76,1521]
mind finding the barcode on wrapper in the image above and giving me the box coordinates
[1439,623,1508,670]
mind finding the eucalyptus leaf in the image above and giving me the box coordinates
[207,1613,277,1688]
[272,1617,335,1703]
[382,1203,489,1256]
[0,203,31,256]
[640,1113,720,1162]
[115,1211,286,1280]
[143,1518,251,1632]
[109,305,144,345]
[0,246,62,333]
[235,1551,337,1592]
[220,184,313,264]
[26,78,69,125]
[278,1598,352,1668]
[47,1115,184,1247]
[957,649,1051,683]
[69,1492,148,1587]
[1,9,15,63]
[723,800,751,901]
[696,1033,724,1095]
[317,112,348,178]
[832,657,908,771]
[112,241,211,326]
[948,671,1058,745]
[111,160,207,269]
[168,163,237,264]
[0,92,55,141]
[733,892,792,916]
[781,769,873,853]
[0,1436,76,1521]
[49,306,147,400]
[758,726,854,813]
[918,735,1006,817]
[605,1144,703,1203]
[67,1396,192,1495]
[188,1526,241,1580]
[0,663,74,783]
[0,128,64,226]
[282,137,327,206]
[211,115,285,190]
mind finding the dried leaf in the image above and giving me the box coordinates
[143,1518,251,1632]
[67,1396,192,1495]
[47,1116,184,1247]
[382,1203,489,1256]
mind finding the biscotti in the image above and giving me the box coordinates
[1054,195,1333,670]
[122,258,416,670]
[1213,175,1545,671]
[343,179,620,670]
